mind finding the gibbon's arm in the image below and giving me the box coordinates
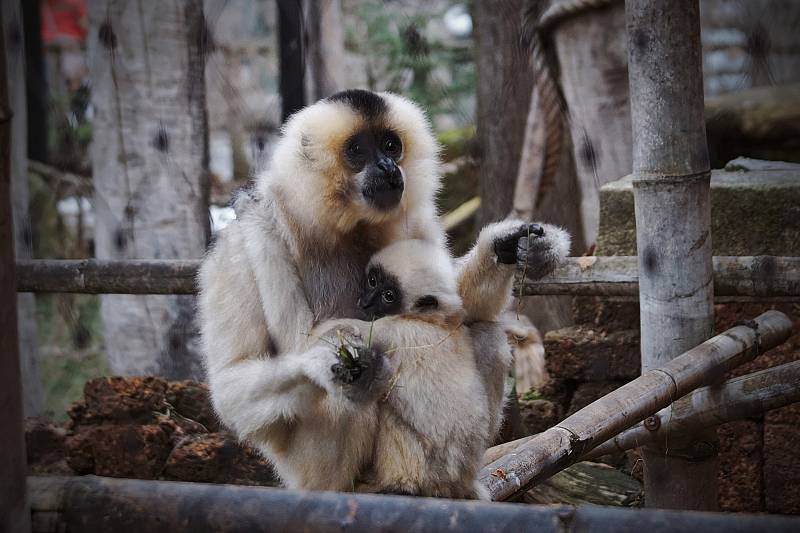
[455,221,571,322]
[199,218,345,442]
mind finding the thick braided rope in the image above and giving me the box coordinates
[525,0,619,206]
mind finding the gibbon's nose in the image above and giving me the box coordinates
[363,157,404,210]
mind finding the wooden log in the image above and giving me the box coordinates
[16,256,800,299]
[479,311,792,502]
[585,360,800,460]
[518,256,800,300]
[27,475,800,533]
[0,8,31,531]
[626,0,717,510]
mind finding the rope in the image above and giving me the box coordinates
[522,0,620,208]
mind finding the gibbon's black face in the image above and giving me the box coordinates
[328,90,405,211]
[343,128,404,211]
[358,265,404,319]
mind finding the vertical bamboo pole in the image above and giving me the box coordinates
[0,6,31,532]
[625,0,716,509]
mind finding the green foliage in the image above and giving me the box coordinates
[520,389,546,401]
[346,1,475,125]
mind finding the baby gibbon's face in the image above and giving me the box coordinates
[358,265,404,320]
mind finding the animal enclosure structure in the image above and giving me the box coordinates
[2,1,800,532]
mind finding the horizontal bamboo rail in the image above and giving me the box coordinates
[479,310,792,501]
[28,475,800,533]
[15,256,800,298]
[584,359,800,460]
[518,255,800,299]
[484,358,800,466]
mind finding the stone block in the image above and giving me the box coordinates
[545,327,641,384]
[764,423,800,513]
[718,420,763,512]
[597,158,800,256]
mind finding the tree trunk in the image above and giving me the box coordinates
[304,0,344,102]
[0,7,31,530]
[554,1,632,248]
[473,0,534,225]
[87,0,210,380]
[277,0,305,122]
[626,0,716,510]
[3,0,43,416]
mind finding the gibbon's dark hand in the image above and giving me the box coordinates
[493,223,545,265]
[331,344,390,403]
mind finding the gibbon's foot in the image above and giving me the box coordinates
[517,223,571,280]
[331,344,390,403]
[493,223,545,265]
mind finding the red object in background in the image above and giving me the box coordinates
[41,0,87,44]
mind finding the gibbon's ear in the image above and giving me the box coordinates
[414,295,439,311]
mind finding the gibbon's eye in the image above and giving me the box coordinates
[368,273,377,288]
[382,290,396,303]
[384,136,402,159]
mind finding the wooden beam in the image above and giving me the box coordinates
[584,360,800,460]
[479,311,792,502]
[14,256,800,298]
[0,6,31,531]
[28,476,800,533]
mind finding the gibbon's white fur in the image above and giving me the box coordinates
[306,239,507,499]
[198,89,570,495]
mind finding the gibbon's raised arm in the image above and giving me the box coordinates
[455,220,571,323]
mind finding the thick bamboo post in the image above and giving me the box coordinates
[0,7,31,531]
[625,0,716,509]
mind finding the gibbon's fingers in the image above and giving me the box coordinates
[493,223,544,264]
[331,344,391,403]
[516,223,571,280]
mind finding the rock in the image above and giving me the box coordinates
[566,381,624,416]
[523,462,642,507]
[597,158,800,256]
[764,423,800,514]
[165,380,220,432]
[544,326,641,385]
[90,424,173,479]
[718,420,763,512]
[163,433,278,486]
[572,297,640,332]
[25,417,71,475]
[518,399,559,435]
[69,376,169,426]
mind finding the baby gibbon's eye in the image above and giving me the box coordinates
[368,273,377,288]
[382,290,396,303]
[348,142,363,157]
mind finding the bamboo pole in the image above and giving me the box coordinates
[518,255,800,299]
[625,0,716,509]
[27,476,800,533]
[0,7,31,531]
[14,256,800,298]
[483,359,800,466]
[584,360,800,460]
[479,311,792,502]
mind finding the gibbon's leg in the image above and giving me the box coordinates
[455,221,571,322]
